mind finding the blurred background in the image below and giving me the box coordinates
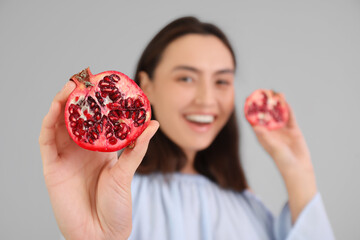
[0,0,359,239]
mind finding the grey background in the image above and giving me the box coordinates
[0,0,359,239]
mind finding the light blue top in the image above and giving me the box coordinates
[129,173,335,240]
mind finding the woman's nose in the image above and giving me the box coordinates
[194,81,216,106]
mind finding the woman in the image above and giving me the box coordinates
[39,17,334,239]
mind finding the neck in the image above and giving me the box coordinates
[180,149,198,174]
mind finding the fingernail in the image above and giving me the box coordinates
[128,141,136,149]
[62,81,70,89]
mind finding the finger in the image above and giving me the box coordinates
[285,102,299,129]
[54,81,76,105]
[277,94,298,129]
[39,101,61,164]
[252,125,284,158]
[39,81,76,164]
[252,125,271,143]
[110,120,159,180]
[54,81,77,125]
[252,125,267,135]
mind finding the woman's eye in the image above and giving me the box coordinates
[216,79,230,85]
[179,76,193,83]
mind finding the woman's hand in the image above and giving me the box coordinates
[251,101,317,223]
[39,81,159,240]
[252,102,312,173]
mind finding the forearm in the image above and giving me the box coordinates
[280,164,318,224]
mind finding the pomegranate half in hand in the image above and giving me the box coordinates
[65,68,151,152]
[244,89,289,130]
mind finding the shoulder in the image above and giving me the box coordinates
[242,189,273,218]
[131,173,162,195]
[241,189,275,235]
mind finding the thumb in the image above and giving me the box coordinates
[252,125,268,139]
[252,125,274,153]
[109,120,159,182]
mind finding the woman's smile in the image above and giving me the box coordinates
[183,113,216,133]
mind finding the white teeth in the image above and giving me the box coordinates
[185,115,215,124]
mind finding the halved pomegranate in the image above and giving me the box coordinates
[64,68,151,152]
[244,89,289,130]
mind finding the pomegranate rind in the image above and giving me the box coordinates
[244,89,289,130]
[65,68,151,152]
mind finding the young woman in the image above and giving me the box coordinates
[39,17,334,240]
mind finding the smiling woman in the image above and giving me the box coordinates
[127,17,334,239]
[40,16,335,240]
[134,24,247,189]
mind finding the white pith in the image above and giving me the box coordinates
[258,113,265,119]
[267,98,277,109]
[71,96,93,120]
[185,114,215,124]
[103,96,112,106]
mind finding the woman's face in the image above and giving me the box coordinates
[141,34,235,158]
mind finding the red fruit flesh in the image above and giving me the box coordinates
[244,89,289,130]
[65,68,151,152]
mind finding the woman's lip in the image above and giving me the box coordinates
[183,115,215,133]
[185,114,215,123]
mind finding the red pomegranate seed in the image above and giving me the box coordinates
[108,137,118,145]
[110,74,120,82]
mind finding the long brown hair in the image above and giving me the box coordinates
[134,16,248,192]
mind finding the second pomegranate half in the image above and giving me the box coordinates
[65,68,151,152]
[244,89,289,130]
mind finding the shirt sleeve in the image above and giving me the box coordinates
[274,192,335,240]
